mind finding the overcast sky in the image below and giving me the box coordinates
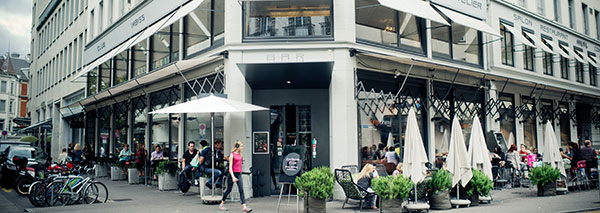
[0,0,32,58]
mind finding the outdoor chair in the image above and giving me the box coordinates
[334,169,375,211]
[375,164,388,177]
[341,165,359,174]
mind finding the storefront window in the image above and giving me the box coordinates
[87,67,98,96]
[132,96,147,155]
[590,64,598,86]
[113,50,128,85]
[521,96,537,149]
[499,93,516,147]
[184,0,223,57]
[543,52,553,75]
[150,86,181,160]
[244,0,332,39]
[523,45,534,71]
[575,61,584,83]
[98,106,111,158]
[114,102,128,156]
[183,75,224,145]
[431,21,450,57]
[99,60,111,92]
[85,110,96,156]
[131,39,148,78]
[558,102,570,147]
[540,99,554,125]
[500,24,514,66]
[451,24,480,65]
[355,0,424,53]
[560,56,569,79]
[151,26,172,70]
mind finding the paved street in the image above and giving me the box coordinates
[0,178,599,213]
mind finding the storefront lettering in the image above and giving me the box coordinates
[540,25,568,40]
[431,0,485,19]
[96,42,105,52]
[576,39,588,49]
[513,14,532,26]
[456,0,483,10]
[130,14,145,28]
[266,53,305,62]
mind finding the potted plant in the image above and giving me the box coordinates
[428,169,452,210]
[110,160,126,181]
[156,161,178,191]
[529,164,560,196]
[465,169,493,206]
[372,175,413,212]
[294,167,334,213]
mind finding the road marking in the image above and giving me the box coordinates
[1,187,12,192]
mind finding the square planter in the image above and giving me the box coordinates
[111,166,126,181]
[379,199,404,213]
[95,164,109,178]
[537,182,556,196]
[303,196,326,213]
[128,168,141,184]
[429,189,451,210]
[158,173,177,191]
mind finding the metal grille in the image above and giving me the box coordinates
[150,86,181,110]
[185,72,225,100]
[131,96,147,118]
[355,80,425,118]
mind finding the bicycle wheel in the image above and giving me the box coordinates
[91,181,108,203]
[82,183,99,204]
[47,182,71,206]
[28,182,43,207]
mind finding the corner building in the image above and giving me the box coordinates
[74,0,600,199]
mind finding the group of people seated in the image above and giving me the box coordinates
[181,140,227,189]
[361,143,403,175]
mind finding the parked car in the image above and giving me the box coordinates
[0,146,46,192]
[0,141,31,152]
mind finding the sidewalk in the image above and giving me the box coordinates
[24,177,600,213]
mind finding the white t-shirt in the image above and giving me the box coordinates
[385,151,399,165]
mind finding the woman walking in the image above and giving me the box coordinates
[219,141,252,212]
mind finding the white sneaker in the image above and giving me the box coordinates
[194,180,199,186]
[219,204,228,211]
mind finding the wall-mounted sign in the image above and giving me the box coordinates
[253,131,269,154]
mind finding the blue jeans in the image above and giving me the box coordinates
[183,165,199,180]
[201,167,222,185]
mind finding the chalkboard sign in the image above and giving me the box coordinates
[278,145,306,183]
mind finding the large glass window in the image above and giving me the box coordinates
[543,52,553,75]
[98,106,111,158]
[451,24,480,64]
[244,0,332,39]
[131,39,148,78]
[85,110,96,156]
[521,96,537,149]
[590,64,598,86]
[575,61,584,83]
[431,22,451,57]
[150,87,181,161]
[87,67,98,96]
[499,93,516,147]
[113,50,128,85]
[184,0,224,57]
[114,102,128,156]
[132,96,147,158]
[560,56,569,79]
[355,0,424,53]
[99,60,111,92]
[151,23,180,70]
[558,102,570,147]
[500,24,514,66]
[523,44,534,71]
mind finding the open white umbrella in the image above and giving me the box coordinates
[542,122,567,177]
[447,117,472,205]
[150,93,268,201]
[467,115,493,181]
[402,108,429,207]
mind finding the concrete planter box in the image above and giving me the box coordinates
[303,196,326,213]
[158,173,177,191]
[128,168,141,184]
[429,189,451,210]
[110,166,126,181]
[379,199,404,213]
[95,164,109,178]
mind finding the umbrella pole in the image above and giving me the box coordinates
[211,112,215,196]
[414,184,417,204]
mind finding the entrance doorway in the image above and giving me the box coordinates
[270,105,313,177]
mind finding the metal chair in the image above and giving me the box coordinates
[341,165,359,174]
[375,164,388,177]
[334,169,374,210]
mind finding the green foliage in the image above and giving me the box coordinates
[113,160,121,168]
[19,136,37,143]
[372,176,414,200]
[294,167,334,200]
[428,169,452,194]
[155,161,177,175]
[466,169,493,196]
[411,180,429,200]
[529,164,560,186]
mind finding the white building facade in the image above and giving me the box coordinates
[62,0,600,199]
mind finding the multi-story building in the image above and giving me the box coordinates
[27,0,89,158]
[0,52,30,133]
[46,0,600,199]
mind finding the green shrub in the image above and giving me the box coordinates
[373,176,414,200]
[529,164,560,186]
[155,161,177,175]
[294,167,334,200]
[429,169,452,194]
[392,175,414,200]
[466,169,493,196]
[19,136,37,143]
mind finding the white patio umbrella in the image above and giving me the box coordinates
[402,108,429,206]
[386,132,394,149]
[150,93,268,201]
[440,128,449,153]
[542,122,567,177]
[447,117,472,205]
[507,132,515,148]
[467,115,493,181]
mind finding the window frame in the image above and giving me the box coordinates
[183,0,224,59]
[542,52,553,76]
[500,23,515,66]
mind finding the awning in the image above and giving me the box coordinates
[433,5,500,36]
[573,49,587,64]
[550,40,572,59]
[501,23,534,48]
[73,0,205,81]
[587,54,599,67]
[523,31,554,53]
[378,0,449,25]
[61,105,84,118]
[17,120,52,134]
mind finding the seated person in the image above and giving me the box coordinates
[357,163,378,210]
[182,141,199,181]
[392,163,403,176]
[119,144,134,175]
[199,140,226,188]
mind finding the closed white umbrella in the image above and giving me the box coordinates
[402,108,429,208]
[467,115,493,181]
[440,128,449,153]
[150,93,268,201]
[542,122,567,177]
[447,117,472,205]
[507,132,515,148]
[387,132,394,149]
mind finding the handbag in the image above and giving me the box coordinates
[190,153,200,168]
